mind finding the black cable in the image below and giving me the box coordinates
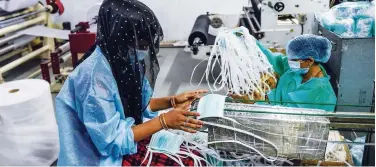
[300,24,304,35]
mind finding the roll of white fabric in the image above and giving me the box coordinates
[0,0,39,12]
[0,79,59,166]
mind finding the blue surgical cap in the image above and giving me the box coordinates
[286,34,332,63]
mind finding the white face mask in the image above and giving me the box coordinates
[197,94,226,119]
[288,60,309,74]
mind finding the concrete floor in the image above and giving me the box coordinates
[3,47,224,97]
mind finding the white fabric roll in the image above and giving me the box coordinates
[0,79,59,166]
[0,0,39,12]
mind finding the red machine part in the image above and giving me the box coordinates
[46,0,65,15]
[40,60,51,83]
[41,21,96,83]
[69,22,96,67]
[50,52,60,74]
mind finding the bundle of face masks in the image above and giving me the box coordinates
[318,2,375,38]
[144,130,211,167]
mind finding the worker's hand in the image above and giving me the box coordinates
[174,89,208,108]
[228,93,255,104]
[164,106,203,133]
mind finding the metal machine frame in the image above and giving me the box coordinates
[0,0,64,83]
[40,20,97,92]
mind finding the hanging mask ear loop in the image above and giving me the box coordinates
[190,57,210,87]
[141,145,153,167]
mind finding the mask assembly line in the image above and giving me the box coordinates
[0,0,375,166]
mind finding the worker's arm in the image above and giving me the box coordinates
[83,88,138,156]
[149,97,172,111]
[132,107,203,142]
[256,41,289,75]
[149,90,208,112]
[131,116,162,142]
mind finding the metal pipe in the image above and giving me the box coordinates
[251,14,261,30]
[0,36,35,55]
[0,9,47,25]
[0,45,50,74]
[59,52,72,63]
[0,14,45,36]
[56,42,70,54]
[244,11,258,33]
[0,44,15,55]
[0,8,35,22]
[0,48,26,62]
[0,33,23,46]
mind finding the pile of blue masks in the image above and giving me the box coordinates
[318,2,375,38]
[144,130,210,167]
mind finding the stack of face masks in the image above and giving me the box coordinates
[318,2,375,38]
[144,130,210,167]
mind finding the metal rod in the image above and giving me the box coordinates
[0,44,15,55]
[59,52,72,63]
[251,14,261,30]
[0,33,23,46]
[0,14,45,36]
[0,48,26,62]
[0,9,46,25]
[0,45,50,74]
[0,36,35,55]
[56,42,70,54]
[244,10,258,33]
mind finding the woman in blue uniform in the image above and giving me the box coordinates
[232,34,337,112]
[55,0,206,166]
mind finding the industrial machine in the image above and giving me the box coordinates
[188,0,330,54]
[0,0,65,83]
[40,19,97,92]
[186,0,374,165]
[190,96,375,166]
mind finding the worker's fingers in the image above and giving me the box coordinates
[187,89,208,98]
[181,122,202,129]
[228,93,241,98]
[181,110,200,117]
[180,126,197,133]
[187,117,203,125]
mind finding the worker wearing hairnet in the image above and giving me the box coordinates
[232,34,336,111]
[55,0,206,166]
[262,34,337,111]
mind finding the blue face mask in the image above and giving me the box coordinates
[129,48,149,61]
[288,60,309,74]
[149,130,184,154]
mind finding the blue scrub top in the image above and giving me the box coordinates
[256,41,337,112]
[55,46,157,166]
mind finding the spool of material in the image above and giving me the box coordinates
[0,79,59,166]
[188,15,211,46]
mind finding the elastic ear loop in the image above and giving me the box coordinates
[191,27,276,98]
[181,141,209,167]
